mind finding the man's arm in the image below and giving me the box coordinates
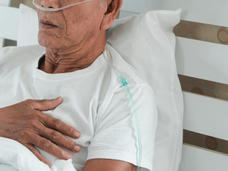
[83,159,137,171]
[0,97,81,167]
[84,83,158,171]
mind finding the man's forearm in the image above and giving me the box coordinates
[83,159,137,171]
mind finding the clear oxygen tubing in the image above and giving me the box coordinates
[104,49,142,171]
[119,76,142,171]
[32,0,92,12]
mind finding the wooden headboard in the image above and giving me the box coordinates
[0,0,227,170]
[119,0,228,171]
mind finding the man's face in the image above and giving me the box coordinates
[37,0,105,50]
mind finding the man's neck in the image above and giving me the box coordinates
[39,34,106,74]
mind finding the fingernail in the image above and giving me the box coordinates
[45,161,52,168]
[63,151,72,159]
[74,131,80,138]
[48,163,52,168]
[73,146,80,152]
[55,96,61,101]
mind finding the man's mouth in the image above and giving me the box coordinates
[40,20,58,29]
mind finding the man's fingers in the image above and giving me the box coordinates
[25,144,51,168]
[39,126,80,153]
[30,133,72,160]
[40,113,80,139]
[31,97,63,111]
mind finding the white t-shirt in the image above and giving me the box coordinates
[0,44,158,171]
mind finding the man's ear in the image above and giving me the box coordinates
[100,0,123,30]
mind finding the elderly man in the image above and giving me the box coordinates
[0,0,157,171]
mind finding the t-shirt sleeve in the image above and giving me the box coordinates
[87,83,158,171]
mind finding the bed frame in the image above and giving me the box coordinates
[0,0,228,170]
[119,1,228,171]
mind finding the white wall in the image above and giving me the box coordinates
[121,0,162,12]
[0,0,10,6]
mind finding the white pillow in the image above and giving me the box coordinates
[108,10,183,171]
[17,4,183,171]
[17,4,39,46]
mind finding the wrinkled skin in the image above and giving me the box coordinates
[37,0,114,74]
[0,98,81,167]
[0,0,137,170]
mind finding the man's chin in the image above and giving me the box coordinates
[38,38,61,49]
[38,32,64,49]
[39,41,58,49]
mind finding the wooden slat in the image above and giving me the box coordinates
[121,0,228,27]
[183,92,228,141]
[21,0,35,9]
[174,20,228,45]
[0,6,19,41]
[10,0,20,8]
[218,27,228,44]
[176,37,228,85]
[3,39,17,47]
[179,75,228,101]
[184,130,228,155]
[179,144,228,171]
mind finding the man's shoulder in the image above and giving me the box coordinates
[106,44,146,87]
[99,44,153,111]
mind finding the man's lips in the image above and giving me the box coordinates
[40,20,58,28]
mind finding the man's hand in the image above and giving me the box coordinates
[0,97,81,167]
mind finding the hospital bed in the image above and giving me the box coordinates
[0,0,228,171]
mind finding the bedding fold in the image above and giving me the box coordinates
[0,137,77,171]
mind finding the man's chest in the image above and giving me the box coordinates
[0,75,100,143]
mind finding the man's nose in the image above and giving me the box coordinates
[40,0,60,9]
